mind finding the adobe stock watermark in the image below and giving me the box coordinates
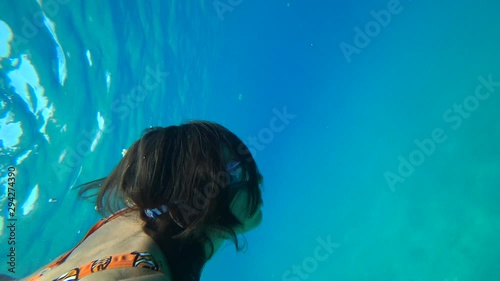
[52,65,170,182]
[11,0,71,54]
[173,106,296,225]
[213,0,243,21]
[172,166,238,227]
[239,106,296,160]
[339,0,407,64]
[281,236,340,281]
[385,74,500,191]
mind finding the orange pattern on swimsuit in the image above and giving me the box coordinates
[28,208,163,281]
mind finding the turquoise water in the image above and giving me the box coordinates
[1,0,500,280]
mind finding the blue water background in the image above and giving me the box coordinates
[1,0,500,280]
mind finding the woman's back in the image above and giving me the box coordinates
[22,210,173,281]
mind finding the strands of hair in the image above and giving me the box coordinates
[75,121,263,281]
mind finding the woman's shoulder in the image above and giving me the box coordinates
[22,211,172,281]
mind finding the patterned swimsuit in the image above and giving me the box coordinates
[28,209,163,281]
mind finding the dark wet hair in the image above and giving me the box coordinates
[77,120,263,280]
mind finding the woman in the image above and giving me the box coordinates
[22,121,264,281]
